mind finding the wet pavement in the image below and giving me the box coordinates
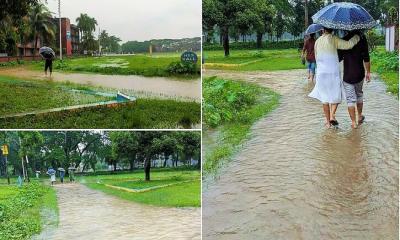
[203,69,399,239]
[35,183,200,240]
[0,67,200,101]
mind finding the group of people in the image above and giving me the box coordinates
[46,165,76,185]
[302,27,371,129]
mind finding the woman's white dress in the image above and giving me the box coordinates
[309,33,360,104]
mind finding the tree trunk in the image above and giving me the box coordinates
[163,153,167,168]
[129,156,135,171]
[113,162,117,171]
[222,27,230,57]
[256,32,263,49]
[34,35,38,61]
[144,158,151,181]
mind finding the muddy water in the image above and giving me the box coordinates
[37,183,200,240]
[203,70,399,239]
[0,67,200,101]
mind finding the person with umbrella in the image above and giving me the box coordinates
[68,163,76,182]
[58,167,66,183]
[302,24,323,83]
[39,46,55,77]
[308,2,379,128]
[46,167,56,185]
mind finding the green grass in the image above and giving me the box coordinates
[0,182,58,240]
[203,77,280,174]
[371,47,399,95]
[0,75,113,116]
[0,98,200,129]
[81,169,200,207]
[204,49,304,71]
[30,54,201,78]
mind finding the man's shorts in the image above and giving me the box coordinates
[307,61,316,74]
[343,80,364,106]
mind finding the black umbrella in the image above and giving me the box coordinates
[39,47,55,60]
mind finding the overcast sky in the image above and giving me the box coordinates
[45,0,201,42]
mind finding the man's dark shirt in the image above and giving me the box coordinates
[338,32,370,84]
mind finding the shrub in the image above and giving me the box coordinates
[167,61,198,75]
[203,40,303,51]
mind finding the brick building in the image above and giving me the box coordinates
[53,18,80,56]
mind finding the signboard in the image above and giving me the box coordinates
[66,31,71,40]
[1,144,8,155]
[181,51,198,64]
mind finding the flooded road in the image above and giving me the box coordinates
[203,70,399,239]
[0,67,200,101]
[37,183,200,240]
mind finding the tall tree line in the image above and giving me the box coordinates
[0,131,200,181]
[203,0,398,56]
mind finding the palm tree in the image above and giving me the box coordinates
[28,3,55,58]
[76,13,97,51]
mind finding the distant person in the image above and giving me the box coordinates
[44,57,53,77]
[338,30,371,129]
[302,33,317,82]
[68,163,76,182]
[309,27,360,128]
[59,168,65,183]
[46,167,56,185]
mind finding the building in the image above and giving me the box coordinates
[53,18,80,56]
[17,40,42,57]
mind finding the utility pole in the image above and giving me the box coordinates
[58,0,62,60]
[305,0,309,29]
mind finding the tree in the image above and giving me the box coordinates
[110,132,138,171]
[28,3,55,58]
[76,13,98,52]
[203,0,259,56]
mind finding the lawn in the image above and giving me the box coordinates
[0,75,112,116]
[0,98,200,129]
[80,168,200,207]
[0,182,58,240]
[30,53,201,78]
[203,77,280,174]
[204,49,304,71]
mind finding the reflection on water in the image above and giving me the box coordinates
[0,67,200,101]
[203,70,398,239]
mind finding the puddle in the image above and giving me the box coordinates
[0,67,200,101]
[203,69,399,239]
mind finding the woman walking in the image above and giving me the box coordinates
[308,28,360,128]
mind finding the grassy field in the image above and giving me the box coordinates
[0,182,58,240]
[30,53,201,78]
[204,49,303,71]
[80,168,200,207]
[0,75,112,116]
[0,98,200,129]
[203,77,280,174]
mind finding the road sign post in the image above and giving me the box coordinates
[1,145,10,184]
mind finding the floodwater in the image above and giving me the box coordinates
[203,70,399,239]
[36,183,200,240]
[0,67,200,101]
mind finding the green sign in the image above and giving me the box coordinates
[181,51,198,64]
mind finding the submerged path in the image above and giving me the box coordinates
[38,183,200,240]
[203,69,399,239]
[0,67,201,101]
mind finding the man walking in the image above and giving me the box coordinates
[339,30,371,129]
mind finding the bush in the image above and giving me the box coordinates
[0,183,48,240]
[167,61,198,75]
[371,51,399,72]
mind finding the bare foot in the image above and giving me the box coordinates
[325,122,331,129]
[358,115,365,125]
[351,122,358,129]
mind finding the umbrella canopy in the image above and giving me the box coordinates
[39,46,55,60]
[305,23,324,35]
[68,166,76,170]
[312,2,377,30]
[47,168,56,175]
[58,168,65,172]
